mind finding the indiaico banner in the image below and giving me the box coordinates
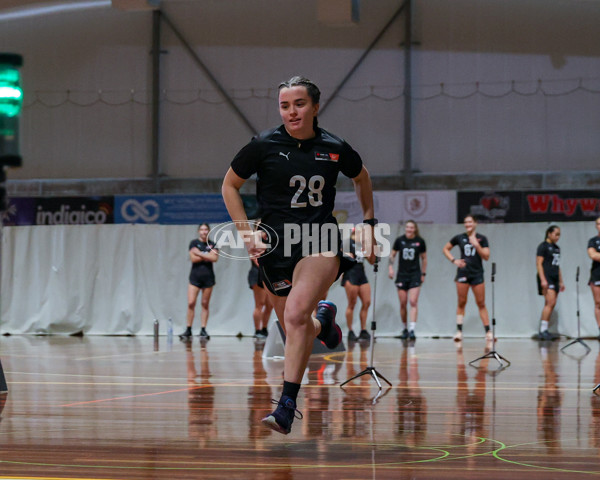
[4,196,114,225]
[458,190,600,223]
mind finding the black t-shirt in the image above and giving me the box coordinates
[449,233,488,275]
[536,241,560,278]
[189,239,217,276]
[588,236,600,274]
[230,125,363,232]
[392,235,426,275]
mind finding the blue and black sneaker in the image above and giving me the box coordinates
[316,300,342,349]
[261,396,303,435]
[538,330,553,341]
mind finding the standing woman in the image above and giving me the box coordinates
[222,76,376,435]
[179,223,219,340]
[342,227,371,342]
[388,220,427,340]
[588,217,600,339]
[536,225,564,341]
[248,256,273,338]
[443,215,492,342]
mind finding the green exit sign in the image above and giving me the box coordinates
[0,53,23,118]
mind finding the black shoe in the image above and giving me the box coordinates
[538,330,552,341]
[409,330,416,341]
[358,329,371,341]
[316,301,342,349]
[348,330,358,342]
[399,328,409,340]
[261,396,303,435]
[199,327,210,340]
[255,329,267,339]
[179,328,192,340]
[260,327,269,337]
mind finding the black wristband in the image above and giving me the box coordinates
[363,218,378,226]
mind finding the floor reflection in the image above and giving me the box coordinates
[396,341,427,446]
[185,340,216,446]
[537,341,562,453]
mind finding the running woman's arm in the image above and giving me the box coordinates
[222,167,265,257]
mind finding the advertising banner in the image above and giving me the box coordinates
[115,194,229,225]
[334,190,456,225]
[4,196,113,225]
[458,190,600,223]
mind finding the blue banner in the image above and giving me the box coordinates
[114,194,231,225]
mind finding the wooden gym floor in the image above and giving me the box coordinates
[1,334,600,479]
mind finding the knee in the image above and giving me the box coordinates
[346,299,357,310]
[283,300,312,329]
[362,299,371,309]
[188,299,197,310]
[200,299,210,310]
[476,300,486,309]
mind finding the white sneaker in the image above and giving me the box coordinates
[453,331,463,342]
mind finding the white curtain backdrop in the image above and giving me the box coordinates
[1,222,598,338]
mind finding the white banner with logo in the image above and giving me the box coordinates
[333,190,456,225]
[2,222,598,339]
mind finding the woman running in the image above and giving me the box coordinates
[222,76,376,435]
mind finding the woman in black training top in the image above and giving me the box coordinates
[388,220,427,341]
[536,225,564,341]
[442,215,491,343]
[588,217,600,340]
[179,223,218,340]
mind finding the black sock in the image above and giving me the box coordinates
[457,324,463,331]
[484,325,490,332]
[282,381,301,403]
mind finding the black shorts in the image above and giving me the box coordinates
[341,264,368,287]
[248,266,264,289]
[189,272,215,289]
[537,273,559,295]
[590,269,600,287]
[455,270,484,286]
[259,246,355,297]
[395,272,422,290]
